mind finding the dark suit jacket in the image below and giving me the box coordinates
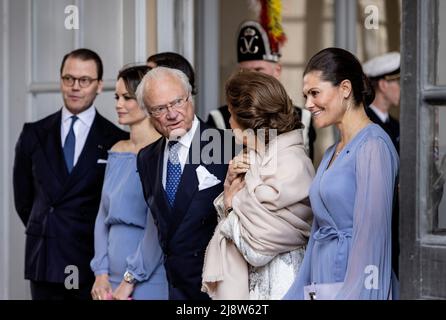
[13,110,128,285]
[137,121,230,300]
[365,106,400,152]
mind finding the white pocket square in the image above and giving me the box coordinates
[97,159,108,164]
[196,165,221,191]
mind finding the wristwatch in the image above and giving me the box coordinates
[123,271,136,284]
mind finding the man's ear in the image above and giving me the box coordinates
[273,63,282,79]
[377,78,387,92]
[96,80,104,95]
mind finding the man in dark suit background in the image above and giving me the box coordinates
[363,52,401,277]
[363,52,401,152]
[13,48,128,299]
[136,66,230,299]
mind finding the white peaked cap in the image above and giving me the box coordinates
[363,52,400,78]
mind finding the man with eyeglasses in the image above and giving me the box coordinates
[136,66,231,300]
[13,48,128,299]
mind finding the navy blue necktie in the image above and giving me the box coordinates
[63,115,78,173]
[165,141,182,207]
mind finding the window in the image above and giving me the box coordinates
[433,107,446,231]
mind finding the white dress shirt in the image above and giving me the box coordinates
[369,104,389,123]
[61,106,96,167]
[162,116,199,189]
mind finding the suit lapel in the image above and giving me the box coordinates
[143,138,174,242]
[148,138,172,213]
[39,111,69,185]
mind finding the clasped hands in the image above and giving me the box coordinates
[223,152,250,212]
[91,274,133,300]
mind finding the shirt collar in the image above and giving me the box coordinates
[62,106,96,128]
[165,115,199,149]
[369,104,389,123]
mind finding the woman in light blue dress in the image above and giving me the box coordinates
[284,48,399,300]
[90,65,168,300]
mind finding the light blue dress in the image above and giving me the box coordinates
[90,152,168,299]
[284,124,399,300]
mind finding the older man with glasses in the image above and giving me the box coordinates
[13,48,128,300]
[136,66,232,300]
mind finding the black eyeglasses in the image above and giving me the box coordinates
[61,75,99,88]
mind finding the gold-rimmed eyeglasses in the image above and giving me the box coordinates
[147,94,190,118]
[61,75,99,88]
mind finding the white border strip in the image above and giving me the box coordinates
[1,0,10,299]
[135,0,147,62]
[156,0,175,52]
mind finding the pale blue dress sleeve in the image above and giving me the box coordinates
[90,169,111,276]
[126,208,164,282]
[282,218,319,299]
[336,137,397,299]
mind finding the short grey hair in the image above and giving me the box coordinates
[136,66,192,115]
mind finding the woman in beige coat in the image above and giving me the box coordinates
[202,71,315,300]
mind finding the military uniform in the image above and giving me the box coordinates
[363,52,401,152]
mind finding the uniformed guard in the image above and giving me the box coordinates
[363,52,400,151]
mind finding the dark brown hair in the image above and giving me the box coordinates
[225,70,303,143]
[304,47,375,107]
[60,48,103,80]
[147,52,197,95]
[117,65,150,98]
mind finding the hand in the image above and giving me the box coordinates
[91,274,112,300]
[112,280,135,300]
[226,153,250,186]
[223,176,246,211]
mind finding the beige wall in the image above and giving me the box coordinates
[146,0,157,58]
[281,0,336,166]
[219,0,256,104]
[357,0,401,120]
